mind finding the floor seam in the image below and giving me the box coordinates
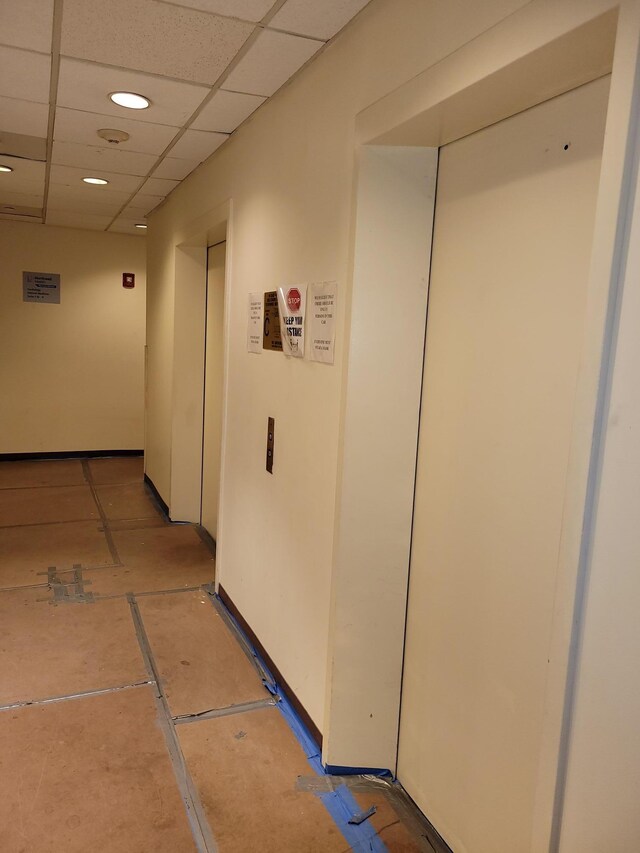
[0,680,154,712]
[127,592,218,853]
[81,459,122,566]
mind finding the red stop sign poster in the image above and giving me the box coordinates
[286,287,301,312]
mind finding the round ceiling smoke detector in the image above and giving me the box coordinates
[97,128,130,144]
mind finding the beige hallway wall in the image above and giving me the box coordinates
[0,220,146,453]
[146,0,531,734]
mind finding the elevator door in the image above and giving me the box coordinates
[397,77,610,853]
[201,241,225,539]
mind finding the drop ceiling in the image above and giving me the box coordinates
[0,0,372,236]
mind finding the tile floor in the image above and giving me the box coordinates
[0,456,433,852]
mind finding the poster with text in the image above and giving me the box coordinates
[308,281,336,364]
[263,291,282,351]
[277,284,306,358]
[247,292,262,353]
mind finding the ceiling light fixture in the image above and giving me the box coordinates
[134,223,147,229]
[109,91,150,110]
[0,165,13,173]
[83,177,109,185]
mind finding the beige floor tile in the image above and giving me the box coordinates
[178,706,346,852]
[80,525,214,595]
[0,687,197,853]
[0,459,86,489]
[0,520,113,589]
[0,589,147,705]
[80,562,212,597]
[88,456,144,485]
[96,483,162,521]
[138,589,265,717]
[0,485,99,527]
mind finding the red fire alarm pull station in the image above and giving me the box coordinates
[122,273,135,289]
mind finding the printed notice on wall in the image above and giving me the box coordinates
[308,281,336,364]
[277,285,306,358]
[23,271,60,304]
[263,291,283,351]
[247,293,262,353]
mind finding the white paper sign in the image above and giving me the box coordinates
[247,292,262,353]
[277,284,306,358]
[23,271,60,304]
[308,281,336,364]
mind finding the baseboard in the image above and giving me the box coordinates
[143,473,170,520]
[218,583,323,751]
[194,525,217,558]
[0,449,143,461]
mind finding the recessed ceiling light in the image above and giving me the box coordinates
[83,177,109,185]
[109,91,150,110]
[0,165,13,173]
[134,223,147,229]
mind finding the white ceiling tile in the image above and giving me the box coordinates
[0,0,54,52]
[108,217,147,236]
[126,193,164,215]
[62,0,254,85]
[270,0,370,40]
[222,29,322,97]
[140,176,179,196]
[0,155,46,180]
[168,129,227,162]
[54,107,179,156]
[47,184,130,215]
[0,46,50,104]
[121,207,152,222]
[46,210,113,230]
[49,163,142,193]
[191,89,265,132]
[0,155,45,195]
[52,141,158,177]
[0,130,46,160]
[57,59,210,127]
[157,0,275,23]
[0,191,44,209]
[0,96,49,137]
[152,157,200,181]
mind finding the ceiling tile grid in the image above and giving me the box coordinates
[270,0,372,40]
[0,0,373,235]
[61,0,255,85]
[223,29,324,97]
[0,96,50,137]
[191,89,267,133]
[157,0,275,22]
[51,141,159,177]
[0,0,54,54]
[0,46,51,104]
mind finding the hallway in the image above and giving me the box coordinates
[0,457,428,852]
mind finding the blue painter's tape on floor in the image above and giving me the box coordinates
[325,764,391,777]
[276,690,388,853]
[212,593,388,853]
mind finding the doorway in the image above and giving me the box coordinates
[397,77,610,852]
[200,241,226,541]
